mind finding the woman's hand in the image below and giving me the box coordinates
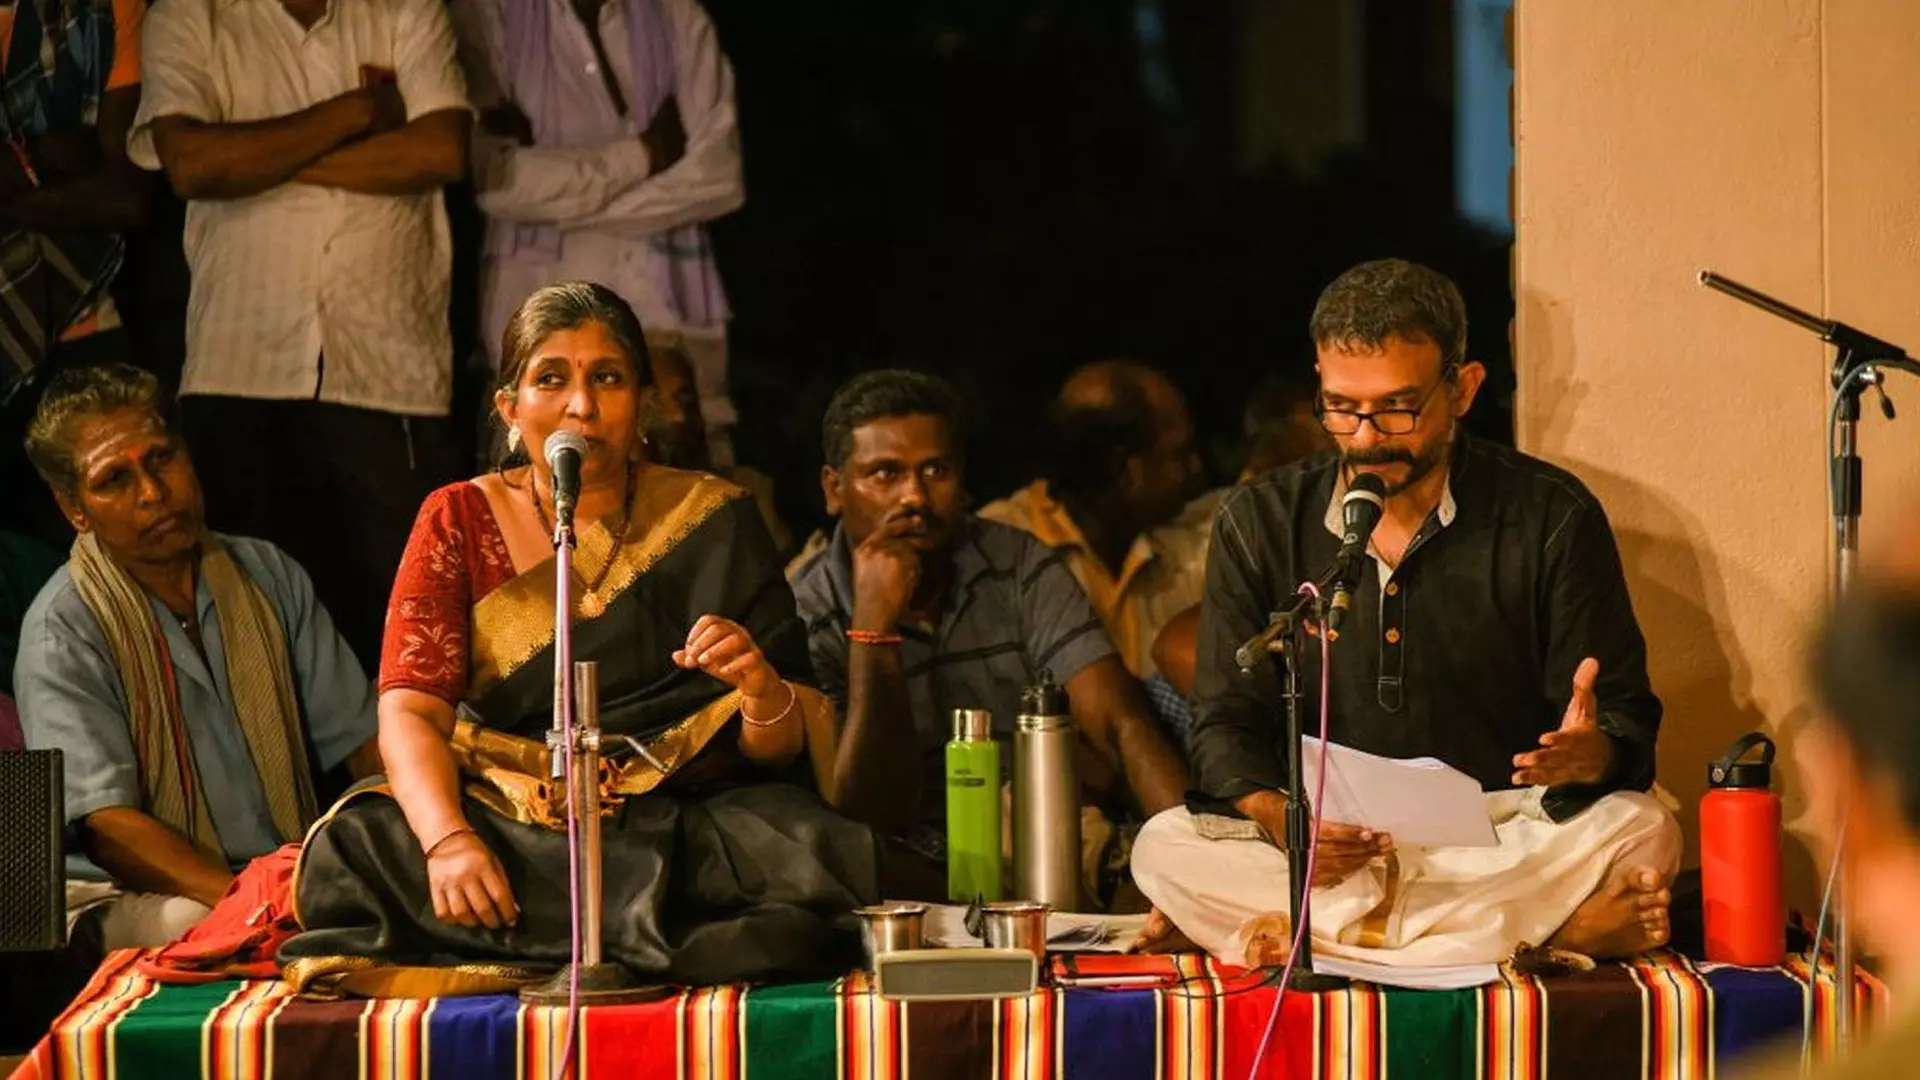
[426,829,519,930]
[674,615,782,699]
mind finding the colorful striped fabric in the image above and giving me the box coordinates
[9,949,1887,1080]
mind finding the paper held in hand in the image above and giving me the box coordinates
[1301,736,1497,848]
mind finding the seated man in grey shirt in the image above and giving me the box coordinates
[13,365,380,949]
[789,370,1189,902]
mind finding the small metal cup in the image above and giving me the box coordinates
[855,903,928,969]
[979,901,1050,959]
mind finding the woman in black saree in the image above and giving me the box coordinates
[281,283,881,994]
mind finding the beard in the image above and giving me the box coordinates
[1342,434,1450,496]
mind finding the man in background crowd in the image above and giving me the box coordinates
[128,0,471,671]
[978,360,1216,683]
[452,0,745,465]
[646,330,792,556]
[791,370,1189,906]
[0,0,151,544]
[14,364,378,952]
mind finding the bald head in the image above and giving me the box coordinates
[1045,360,1198,526]
[1058,360,1182,416]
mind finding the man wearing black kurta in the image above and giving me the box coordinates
[1133,260,1680,969]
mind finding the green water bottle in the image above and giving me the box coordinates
[946,708,1003,903]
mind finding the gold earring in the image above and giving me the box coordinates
[507,425,522,452]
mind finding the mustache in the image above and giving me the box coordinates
[883,507,943,533]
[1342,448,1417,466]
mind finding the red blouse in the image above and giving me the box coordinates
[379,483,518,703]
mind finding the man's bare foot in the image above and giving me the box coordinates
[1240,913,1293,968]
[1130,908,1199,954]
[1548,867,1672,958]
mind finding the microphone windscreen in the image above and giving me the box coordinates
[545,430,590,469]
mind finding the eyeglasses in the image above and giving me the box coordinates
[1314,376,1450,436]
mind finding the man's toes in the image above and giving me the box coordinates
[1629,867,1661,892]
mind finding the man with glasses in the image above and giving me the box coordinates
[1130,259,1680,969]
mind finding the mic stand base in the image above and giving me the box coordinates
[519,963,674,1006]
[1285,968,1350,993]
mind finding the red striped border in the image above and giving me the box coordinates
[1315,981,1384,1080]
[39,950,155,1080]
[839,972,904,1080]
[1158,953,1221,1079]
[1628,952,1712,1080]
[684,984,744,1080]
[996,985,1057,1080]
[202,978,290,1080]
[1479,968,1546,1080]
[362,995,431,1080]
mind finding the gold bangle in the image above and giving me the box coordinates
[740,681,798,727]
[423,824,476,858]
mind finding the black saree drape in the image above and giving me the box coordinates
[280,469,881,992]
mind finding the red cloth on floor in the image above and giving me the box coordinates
[135,844,302,983]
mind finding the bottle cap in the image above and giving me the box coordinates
[1019,669,1070,718]
[952,708,993,742]
[1708,731,1774,789]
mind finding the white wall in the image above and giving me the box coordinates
[1513,0,1920,904]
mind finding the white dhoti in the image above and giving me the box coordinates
[1132,789,1680,968]
[67,881,211,951]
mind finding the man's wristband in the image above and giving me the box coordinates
[847,628,904,646]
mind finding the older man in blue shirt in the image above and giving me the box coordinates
[12,364,378,950]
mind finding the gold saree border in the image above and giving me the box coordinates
[469,468,748,696]
[289,780,393,931]
[1351,851,1402,949]
[444,689,749,830]
[282,954,550,1000]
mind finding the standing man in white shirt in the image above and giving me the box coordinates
[451,0,743,465]
[127,0,472,671]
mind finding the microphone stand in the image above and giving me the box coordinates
[522,503,663,1007]
[1240,565,1351,992]
[1700,270,1920,1051]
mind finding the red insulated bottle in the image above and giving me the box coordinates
[1699,732,1785,966]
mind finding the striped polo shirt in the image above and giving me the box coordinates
[790,517,1117,829]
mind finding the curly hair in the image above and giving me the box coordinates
[820,369,965,468]
[1308,258,1468,371]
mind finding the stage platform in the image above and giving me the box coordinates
[7,949,1884,1079]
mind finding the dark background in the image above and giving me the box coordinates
[698,0,1517,539]
[76,1,1519,546]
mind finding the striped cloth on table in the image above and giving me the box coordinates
[9,949,1888,1080]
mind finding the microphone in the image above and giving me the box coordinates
[1235,619,1284,672]
[544,431,589,532]
[1327,472,1387,630]
[1233,472,1391,671]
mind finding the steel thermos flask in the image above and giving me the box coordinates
[1012,671,1082,911]
[1700,732,1785,966]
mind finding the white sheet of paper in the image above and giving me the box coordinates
[1301,736,1497,848]
[1310,955,1501,990]
[920,903,1146,953]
